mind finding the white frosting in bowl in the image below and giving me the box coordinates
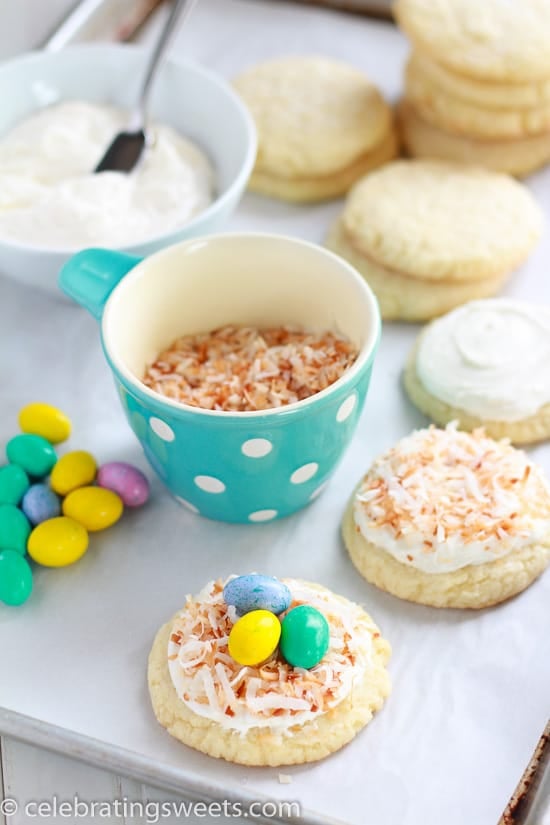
[0,101,214,249]
[416,299,550,421]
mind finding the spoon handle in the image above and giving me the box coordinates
[134,0,198,129]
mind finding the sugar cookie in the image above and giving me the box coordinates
[233,56,396,202]
[404,299,550,445]
[394,0,550,83]
[408,52,550,112]
[326,160,542,321]
[343,425,550,608]
[405,56,550,139]
[148,577,391,765]
[398,99,550,177]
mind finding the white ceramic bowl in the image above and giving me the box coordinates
[0,44,256,295]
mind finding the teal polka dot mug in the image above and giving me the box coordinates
[59,234,380,523]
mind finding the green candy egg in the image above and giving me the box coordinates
[6,434,57,478]
[0,504,31,554]
[0,549,33,605]
[0,464,30,505]
[280,605,330,669]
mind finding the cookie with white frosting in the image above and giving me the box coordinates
[148,577,391,765]
[404,299,550,444]
[342,424,550,608]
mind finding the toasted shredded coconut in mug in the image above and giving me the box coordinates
[142,325,358,411]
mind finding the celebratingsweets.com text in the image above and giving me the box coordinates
[0,795,301,822]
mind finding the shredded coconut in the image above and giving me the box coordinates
[354,424,550,571]
[167,578,374,733]
[143,325,358,412]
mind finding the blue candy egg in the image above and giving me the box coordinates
[223,574,291,617]
[21,484,61,526]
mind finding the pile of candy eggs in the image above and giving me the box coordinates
[225,574,330,670]
[0,402,150,606]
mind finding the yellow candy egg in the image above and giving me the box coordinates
[50,451,97,496]
[62,486,123,532]
[28,516,89,567]
[228,609,281,666]
[18,402,71,444]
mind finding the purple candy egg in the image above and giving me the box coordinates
[97,462,149,507]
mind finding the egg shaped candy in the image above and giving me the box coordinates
[28,517,88,567]
[62,486,123,531]
[228,609,281,666]
[50,450,96,496]
[0,504,31,554]
[0,464,30,506]
[0,550,33,606]
[18,402,71,444]
[224,574,291,617]
[97,462,149,507]
[6,434,57,478]
[21,484,61,526]
[280,605,330,669]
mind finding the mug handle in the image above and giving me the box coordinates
[58,248,142,319]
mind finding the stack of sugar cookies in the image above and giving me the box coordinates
[326,159,542,321]
[394,0,550,177]
[234,56,397,202]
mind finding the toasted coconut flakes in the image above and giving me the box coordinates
[355,424,550,555]
[168,579,373,728]
[143,325,358,412]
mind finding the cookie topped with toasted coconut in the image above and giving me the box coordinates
[343,424,550,608]
[148,577,390,766]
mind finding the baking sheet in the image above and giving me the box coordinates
[0,1,549,824]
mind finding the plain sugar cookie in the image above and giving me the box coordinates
[394,0,550,83]
[233,56,396,202]
[407,51,550,111]
[325,159,542,321]
[325,218,508,322]
[343,424,550,608]
[397,99,550,177]
[148,576,391,765]
[405,56,550,139]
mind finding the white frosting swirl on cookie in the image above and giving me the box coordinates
[353,424,550,574]
[416,299,550,421]
[167,578,374,734]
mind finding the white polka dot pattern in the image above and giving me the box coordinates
[194,475,226,494]
[149,417,175,442]
[241,438,273,458]
[248,509,278,522]
[336,394,356,423]
[290,462,319,484]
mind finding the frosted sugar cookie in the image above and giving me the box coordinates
[404,299,550,445]
[343,425,550,608]
[148,575,391,765]
[325,160,542,321]
[394,0,550,83]
[233,56,397,202]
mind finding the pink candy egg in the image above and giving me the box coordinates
[96,462,149,508]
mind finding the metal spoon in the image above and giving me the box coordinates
[95,0,197,174]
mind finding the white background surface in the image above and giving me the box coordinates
[0,2,549,824]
